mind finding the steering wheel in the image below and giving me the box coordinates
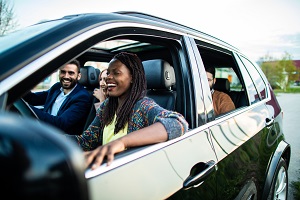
[12,98,39,119]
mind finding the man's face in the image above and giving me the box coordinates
[206,71,215,91]
[59,64,81,90]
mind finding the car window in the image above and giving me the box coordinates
[234,54,260,104]
[33,71,59,92]
[81,34,192,123]
[239,55,267,100]
[32,62,109,93]
[195,43,249,118]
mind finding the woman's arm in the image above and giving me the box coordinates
[139,98,188,139]
[121,122,167,147]
[85,122,167,169]
[85,98,189,169]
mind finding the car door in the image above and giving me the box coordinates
[1,16,219,199]
[189,36,274,199]
[208,103,270,200]
[85,27,218,200]
[162,36,218,200]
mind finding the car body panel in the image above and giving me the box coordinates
[166,128,218,199]
[85,126,218,199]
[210,104,273,199]
[261,140,291,199]
[87,147,181,200]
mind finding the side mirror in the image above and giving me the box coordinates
[0,112,89,200]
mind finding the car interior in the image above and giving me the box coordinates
[7,36,183,126]
[143,59,176,111]
[78,65,100,131]
[8,35,250,134]
[196,44,249,110]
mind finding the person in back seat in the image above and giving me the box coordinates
[93,68,108,110]
[206,66,235,116]
[71,52,188,169]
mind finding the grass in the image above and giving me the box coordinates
[273,87,300,95]
[292,180,300,199]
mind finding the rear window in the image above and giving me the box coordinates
[239,56,267,100]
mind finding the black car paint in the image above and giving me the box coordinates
[0,112,88,200]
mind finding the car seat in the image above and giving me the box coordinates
[142,59,176,110]
[214,78,230,94]
[78,65,100,131]
[214,78,247,108]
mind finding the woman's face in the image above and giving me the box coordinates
[106,59,132,100]
[99,69,107,89]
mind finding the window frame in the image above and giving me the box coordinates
[193,40,249,118]
[238,55,268,100]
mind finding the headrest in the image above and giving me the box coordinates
[214,78,230,93]
[78,65,100,88]
[143,59,175,90]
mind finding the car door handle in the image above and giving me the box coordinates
[265,118,274,127]
[183,160,216,190]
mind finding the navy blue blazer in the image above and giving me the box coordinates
[23,82,92,135]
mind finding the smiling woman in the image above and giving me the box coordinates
[93,68,108,109]
[72,52,188,169]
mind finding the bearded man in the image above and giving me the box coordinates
[23,59,92,135]
[206,66,235,116]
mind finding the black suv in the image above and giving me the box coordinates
[0,12,290,200]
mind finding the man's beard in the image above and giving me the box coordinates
[60,78,77,89]
[210,83,214,91]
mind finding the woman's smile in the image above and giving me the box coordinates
[107,83,116,91]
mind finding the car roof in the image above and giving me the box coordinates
[0,11,238,81]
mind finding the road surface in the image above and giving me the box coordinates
[276,93,300,200]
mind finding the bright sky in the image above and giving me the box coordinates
[12,0,300,61]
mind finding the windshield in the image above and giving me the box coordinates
[0,20,67,54]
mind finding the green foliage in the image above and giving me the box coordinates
[292,180,300,199]
[260,52,298,91]
[279,53,298,81]
[273,87,300,95]
[260,55,282,89]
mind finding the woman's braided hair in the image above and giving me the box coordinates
[103,52,147,134]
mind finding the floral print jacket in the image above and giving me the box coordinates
[74,97,189,151]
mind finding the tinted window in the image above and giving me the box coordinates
[239,56,267,100]
[235,55,260,104]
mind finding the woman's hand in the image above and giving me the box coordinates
[84,138,126,170]
[93,87,107,102]
[84,122,168,170]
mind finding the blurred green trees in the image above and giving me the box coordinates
[259,52,298,91]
